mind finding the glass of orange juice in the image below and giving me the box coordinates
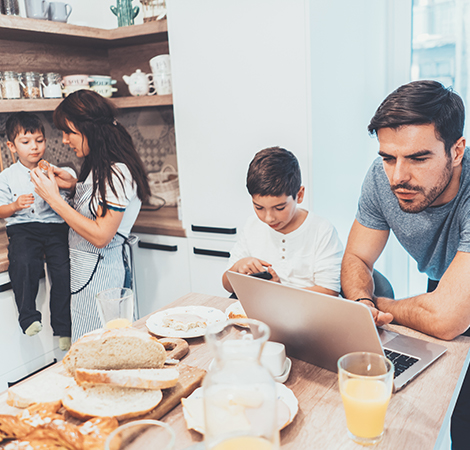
[337,352,394,446]
[96,287,134,330]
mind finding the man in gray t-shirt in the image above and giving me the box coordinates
[341,80,469,447]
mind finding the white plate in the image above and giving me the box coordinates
[146,306,226,338]
[182,383,298,434]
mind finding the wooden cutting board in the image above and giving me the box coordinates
[121,363,206,424]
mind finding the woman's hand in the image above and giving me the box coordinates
[30,167,62,206]
[50,166,77,190]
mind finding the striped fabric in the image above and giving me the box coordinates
[69,180,127,343]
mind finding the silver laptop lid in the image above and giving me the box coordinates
[227,271,385,372]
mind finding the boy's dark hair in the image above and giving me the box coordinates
[246,147,301,199]
[368,80,465,155]
[6,111,45,143]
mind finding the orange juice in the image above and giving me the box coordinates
[211,436,273,450]
[105,318,132,329]
[341,378,391,438]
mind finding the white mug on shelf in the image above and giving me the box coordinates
[152,72,172,95]
[48,2,72,22]
[149,54,171,74]
[25,0,49,19]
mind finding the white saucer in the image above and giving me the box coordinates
[272,357,292,383]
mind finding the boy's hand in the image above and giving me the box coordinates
[232,257,271,275]
[267,266,281,283]
[15,193,34,210]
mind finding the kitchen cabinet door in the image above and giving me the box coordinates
[133,233,191,317]
[0,272,63,392]
[167,0,312,238]
[187,237,235,298]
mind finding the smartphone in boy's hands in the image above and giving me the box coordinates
[249,270,273,280]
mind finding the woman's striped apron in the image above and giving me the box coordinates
[69,179,130,342]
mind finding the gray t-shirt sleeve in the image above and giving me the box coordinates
[457,196,470,253]
[356,160,390,231]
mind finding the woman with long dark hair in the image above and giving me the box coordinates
[32,90,150,341]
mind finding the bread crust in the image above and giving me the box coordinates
[62,385,163,421]
[75,368,179,390]
[63,328,166,376]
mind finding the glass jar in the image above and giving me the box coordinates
[139,0,166,22]
[0,71,21,99]
[2,0,20,16]
[20,72,42,99]
[203,319,280,450]
[41,72,63,99]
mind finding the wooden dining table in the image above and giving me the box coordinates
[1,291,470,450]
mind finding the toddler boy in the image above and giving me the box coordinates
[0,112,73,351]
[222,147,343,295]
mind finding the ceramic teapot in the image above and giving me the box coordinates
[122,69,155,96]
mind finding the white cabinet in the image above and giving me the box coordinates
[0,271,63,392]
[133,233,191,317]
[167,0,313,239]
[187,237,234,298]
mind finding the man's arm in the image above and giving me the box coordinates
[376,251,470,340]
[341,220,393,326]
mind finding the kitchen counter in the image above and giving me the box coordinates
[0,207,185,274]
[131,206,186,237]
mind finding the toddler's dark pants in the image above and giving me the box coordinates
[7,222,71,337]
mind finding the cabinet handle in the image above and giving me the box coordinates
[138,242,178,252]
[193,247,230,258]
[8,359,57,387]
[0,282,12,293]
[191,225,237,235]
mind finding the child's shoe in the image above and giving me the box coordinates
[25,321,42,336]
[59,336,71,351]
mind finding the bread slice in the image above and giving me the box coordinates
[7,370,76,408]
[62,385,163,421]
[63,328,167,376]
[75,367,179,390]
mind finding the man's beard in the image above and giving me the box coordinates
[391,159,453,213]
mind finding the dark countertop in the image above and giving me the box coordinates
[0,207,185,274]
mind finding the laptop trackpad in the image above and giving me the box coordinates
[378,327,400,346]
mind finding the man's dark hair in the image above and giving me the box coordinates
[6,111,45,143]
[246,147,301,199]
[368,80,465,155]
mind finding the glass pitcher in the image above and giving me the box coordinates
[203,319,280,450]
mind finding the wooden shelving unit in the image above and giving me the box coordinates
[0,16,171,111]
[0,94,173,113]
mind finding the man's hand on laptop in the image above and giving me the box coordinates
[357,299,394,327]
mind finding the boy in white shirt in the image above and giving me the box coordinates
[222,147,343,295]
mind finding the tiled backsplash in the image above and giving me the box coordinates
[0,106,177,176]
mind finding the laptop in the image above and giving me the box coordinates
[226,271,447,390]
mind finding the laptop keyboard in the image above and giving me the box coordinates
[384,349,419,377]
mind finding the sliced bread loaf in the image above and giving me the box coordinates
[62,385,163,421]
[7,370,76,408]
[75,367,179,390]
[63,328,167,376]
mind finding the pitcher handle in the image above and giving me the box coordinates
[147,73,156,96]
[42,0,49,18]
[65,4,72,19]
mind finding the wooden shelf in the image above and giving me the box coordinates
[0,15,168,47]
[0,94,173,113]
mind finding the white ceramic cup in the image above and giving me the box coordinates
[150,54,171,74]
[261,341,286,377]
[25,0,49,20]
[62,74,91,87]
[152,72,172,95]
[91,84,118,98]
[48,2,71,22]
